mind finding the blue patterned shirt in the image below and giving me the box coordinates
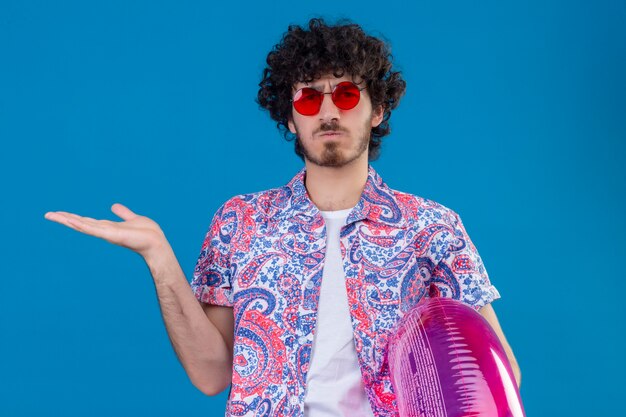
[191,165,500,416]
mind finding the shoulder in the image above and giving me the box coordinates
[216,184,291,221]
[388,188,460,228]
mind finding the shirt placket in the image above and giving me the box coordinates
[338,220,380,409]
[291,213,327,416]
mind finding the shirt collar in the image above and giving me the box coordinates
[280,165,408,229]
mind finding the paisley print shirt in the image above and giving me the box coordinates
[191,165,500,417]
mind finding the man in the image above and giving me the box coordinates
[45,18,520,417]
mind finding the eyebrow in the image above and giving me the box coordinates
[307,86,327,92]
[302,82,328,91]
[301,80,348,91]
[294,78,363,93]
[304,77,363,86]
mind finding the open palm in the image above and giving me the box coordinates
[44,203,166,258]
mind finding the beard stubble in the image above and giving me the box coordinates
[295,119,371,168]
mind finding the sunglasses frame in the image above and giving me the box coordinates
[291,81,367,116]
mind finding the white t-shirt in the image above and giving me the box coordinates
[303,208,375,417]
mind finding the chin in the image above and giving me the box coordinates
[317,151,362,168]
[299,133,368,168]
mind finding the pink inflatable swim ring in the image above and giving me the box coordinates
[387,296,525,417]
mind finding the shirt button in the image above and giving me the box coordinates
[290,397,299,405]
[298,336,307,344]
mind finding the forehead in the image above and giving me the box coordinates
[292,73,364,91]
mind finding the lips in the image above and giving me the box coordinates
[319,130,343,137]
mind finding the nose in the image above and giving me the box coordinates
[318,91,341,122]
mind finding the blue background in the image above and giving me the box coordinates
[1,0,625,415]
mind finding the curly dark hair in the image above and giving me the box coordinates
[257,18,406,161]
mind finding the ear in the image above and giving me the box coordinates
[288,117,297,134]
[371,105,384,128]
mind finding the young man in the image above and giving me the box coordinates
[45,18,520,417]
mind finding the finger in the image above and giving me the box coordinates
[111,203,138,221]
[44,211,80,225]
[45,211,89,226]
[64,216,113,239]
[45,212,109,237]
[46,211,100,225]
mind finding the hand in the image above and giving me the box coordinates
[44,203,168,260]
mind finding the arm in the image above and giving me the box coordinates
[45,203,233,395]
[145,244,234,395]
[436,211,521,387]
[478,304,522,388]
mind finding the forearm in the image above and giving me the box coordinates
[506,348,521,388]
[478,304,521,388]
[144,244,232,395]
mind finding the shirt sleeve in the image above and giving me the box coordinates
[190,203,234,307]
[427,209,500,311]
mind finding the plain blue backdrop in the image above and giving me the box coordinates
[1,0,625,416]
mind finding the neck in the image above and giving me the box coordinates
[303,156,369,211]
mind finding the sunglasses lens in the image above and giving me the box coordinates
[293,88,322,116]
[292,82,362,115]
[332,82,361,110]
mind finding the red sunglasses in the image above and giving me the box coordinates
[291,81,367,116]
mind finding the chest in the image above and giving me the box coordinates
[229,218,439,326]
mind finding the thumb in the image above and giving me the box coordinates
[111,203,139,221]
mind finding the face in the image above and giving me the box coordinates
[287,73,384,168]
